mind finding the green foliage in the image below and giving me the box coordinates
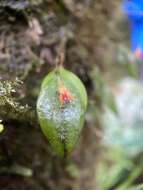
[97,147,143,190]
[37,66,88,157]
[102,78,143,156]
[98,78,143,190]
[97,148,132,190]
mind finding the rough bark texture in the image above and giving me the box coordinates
[0,0,122,189]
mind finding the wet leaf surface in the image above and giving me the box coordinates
[37,67,87,157]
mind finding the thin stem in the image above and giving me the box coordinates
[55,35,67,69]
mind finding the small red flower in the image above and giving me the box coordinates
[58,84,74,105]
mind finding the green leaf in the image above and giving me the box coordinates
[128,184,143,190]
[37,66,88,157]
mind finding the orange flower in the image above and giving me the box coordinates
[58,84,74,105]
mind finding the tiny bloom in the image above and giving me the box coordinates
[134,47,143,59]
[58,84,74,105]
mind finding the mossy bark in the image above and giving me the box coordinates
[0,0,121,189]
